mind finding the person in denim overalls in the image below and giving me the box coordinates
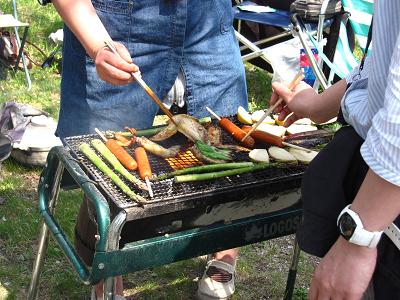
[52,0,248,299]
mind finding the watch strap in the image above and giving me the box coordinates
[384,223,400,250]
[350,226,382,248]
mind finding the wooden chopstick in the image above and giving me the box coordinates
[104,40,177,126]
[240,70,304,142]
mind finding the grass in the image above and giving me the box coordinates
[0,1,319,299]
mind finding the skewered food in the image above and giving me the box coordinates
[90,139,147,190]
[268,146,297,163]
[288,148,319,163]
[79,143,147,205]
[249,149,270,163]
[134,136,180,158]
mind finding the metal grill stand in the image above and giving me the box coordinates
[28,141,304,300]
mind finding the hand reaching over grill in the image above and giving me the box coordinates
[94,41,140,86]
[270,81,316,127]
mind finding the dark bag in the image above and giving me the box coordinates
[290,0,342,21]
[0,29,32,69]
[0,30,19,65]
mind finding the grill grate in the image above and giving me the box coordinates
[65,118,305,209]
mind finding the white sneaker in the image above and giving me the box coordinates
[196,258,236,300]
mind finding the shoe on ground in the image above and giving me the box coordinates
[197,258,236,300]
[91,287,126,300]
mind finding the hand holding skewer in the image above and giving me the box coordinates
[241,70,304,142]
[104,40,177,127]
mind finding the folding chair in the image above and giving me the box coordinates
[232,0,341,85]
[233,1,295,68]
[291,0,374,89]
[0,0,32,90]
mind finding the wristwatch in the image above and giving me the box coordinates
[337,204,383,248]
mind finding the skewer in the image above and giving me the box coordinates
[206,106,255,148]
[206,106,221,121]
[95,128,108,142]
[281,141,313,152]
[104,40,177,127]
[241,70,305,142]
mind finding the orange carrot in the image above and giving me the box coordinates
[106,139,137,170]
[219,118,255,149]
[135,146,152,180]
[241,125,284,147]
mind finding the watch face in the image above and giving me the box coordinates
[339,212,357,240]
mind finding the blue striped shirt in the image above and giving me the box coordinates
[341,0,400,186]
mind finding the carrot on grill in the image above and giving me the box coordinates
[241,125,283,147]
[218,118,255,149]
[135,146,154,197]
[106,139,137,171]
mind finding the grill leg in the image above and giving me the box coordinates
[28,161,64,300]
[284,237,301,300]
[27,221,51,300]
[103,211,127,300]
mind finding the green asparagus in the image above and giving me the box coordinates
[174,163,279,183]
[153,162,254,181]
[79,143,147,205]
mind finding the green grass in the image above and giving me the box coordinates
[0,1,319,299]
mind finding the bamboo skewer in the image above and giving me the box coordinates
[241,70,305,142]
[281,141,313,152]
[104,40,177,126]
[206,107,221,121]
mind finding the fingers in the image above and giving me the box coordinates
[94,43,139,85]
[114,42,133,64]
[283,113,301,127]
[270,82,293,106]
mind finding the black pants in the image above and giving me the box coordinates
[297,126,400,299]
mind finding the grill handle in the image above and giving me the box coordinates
[38,146,111,283]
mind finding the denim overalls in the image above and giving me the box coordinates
[56,0,248,139]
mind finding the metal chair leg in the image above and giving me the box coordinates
[284,237,301,300]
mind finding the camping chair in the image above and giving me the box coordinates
[232,0,340,74]
[0,0,32,90]
[291,0,374,89]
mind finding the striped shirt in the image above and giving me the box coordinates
[341,0,400,186]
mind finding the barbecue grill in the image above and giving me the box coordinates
[28,118,306,300]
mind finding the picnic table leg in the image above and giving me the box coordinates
[27,161,64,300]
[103,211,127,300]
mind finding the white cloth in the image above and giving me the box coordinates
[162,69,186,109]
[341,0,400,187]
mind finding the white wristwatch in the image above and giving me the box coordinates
[337,204,383,248]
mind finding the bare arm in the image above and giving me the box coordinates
[52,0,138,85]
[270,79,347,126]
[52,0,109,59]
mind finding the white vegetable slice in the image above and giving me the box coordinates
[286,124,318,135]
[268,146,297,162]
[293,118,313,125]
[251,110,275,124]
[249,149,270,163]
[255,123,287,137]
[288,148,319,164]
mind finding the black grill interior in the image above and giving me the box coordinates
[65,118,306,209]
